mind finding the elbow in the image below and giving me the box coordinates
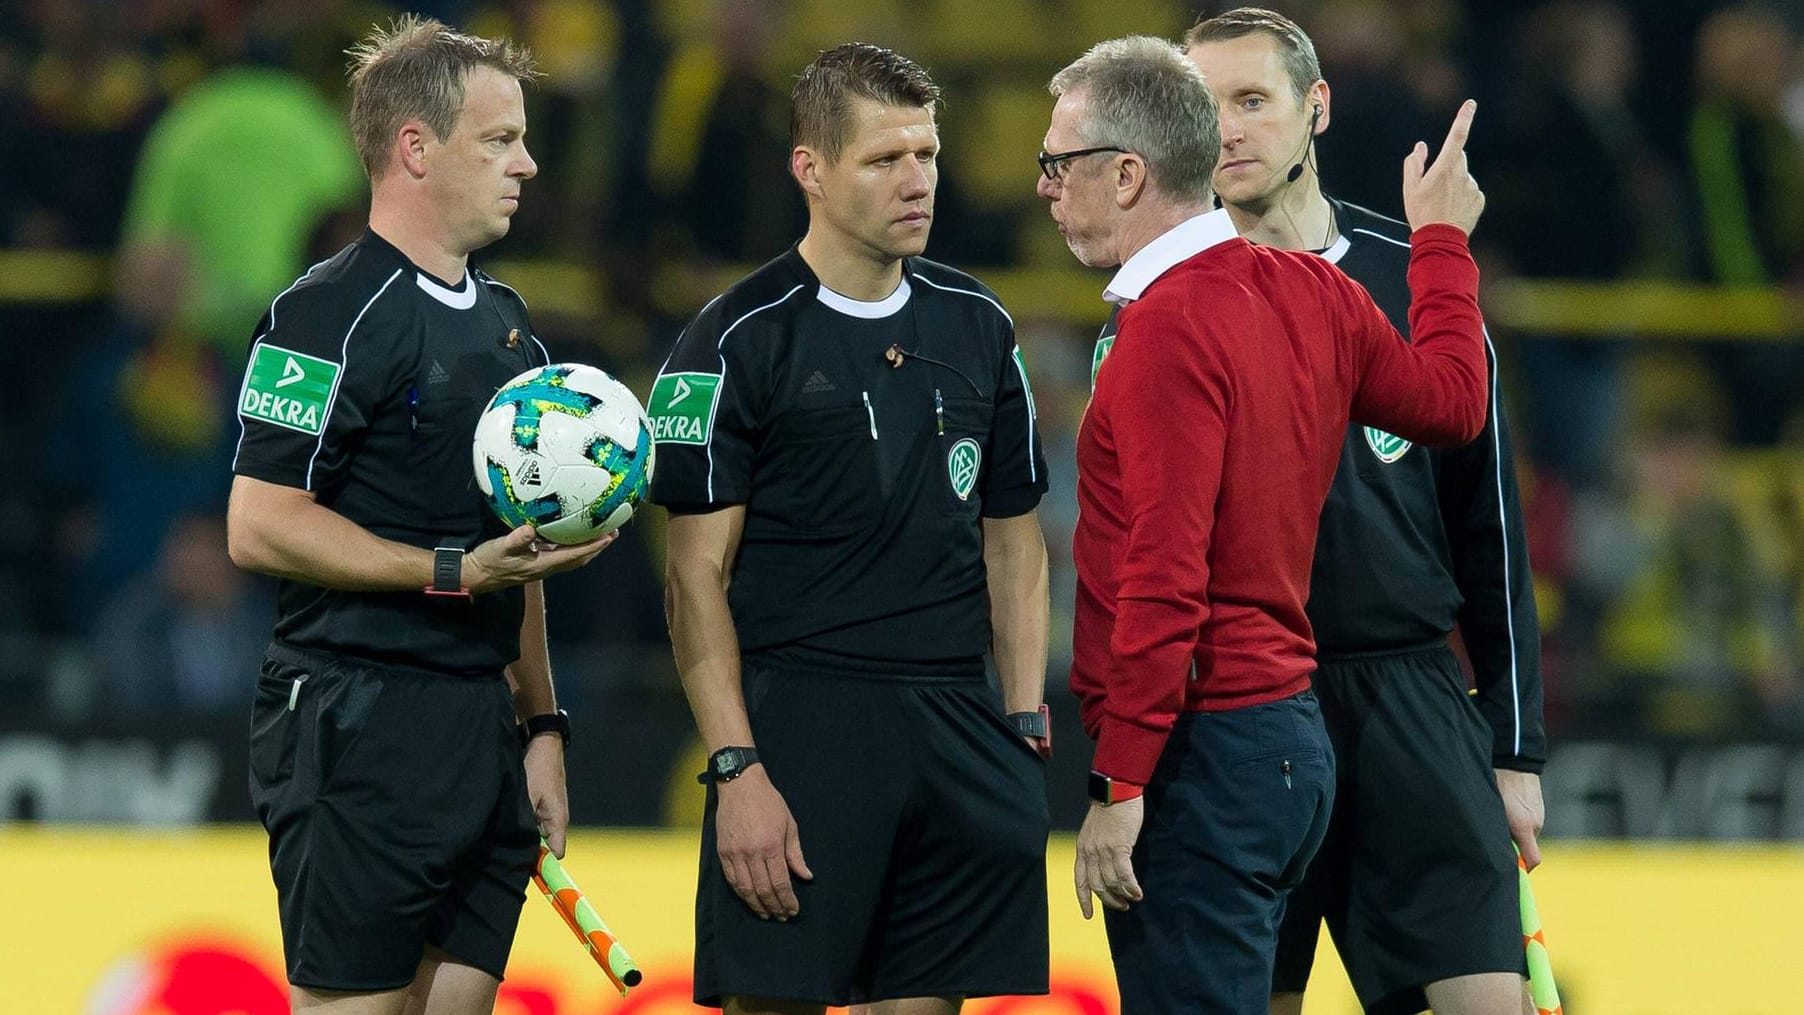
[664,556,728,611]
[225,523,265,573]
[1454,400,1487,445]
[225,501,275,575]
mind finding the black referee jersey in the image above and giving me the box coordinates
[649,246,1047,673]
[1310,198,1545,771]
[232,228,549,676]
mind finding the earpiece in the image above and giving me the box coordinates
[1286,105,1325,184]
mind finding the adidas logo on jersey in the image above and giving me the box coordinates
[802,369,836,393]
[428,360,450,384]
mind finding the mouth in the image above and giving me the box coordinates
[1218,158,1257,173]
[899,210,931,225]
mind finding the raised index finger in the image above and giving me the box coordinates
[1437,99,1477,163]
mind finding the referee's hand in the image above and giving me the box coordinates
[466,524,615,593]
[715,765,812,921]
[1075,798,1144,918]
[1402,98,1485,236]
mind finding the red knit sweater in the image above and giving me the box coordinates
[1072,223,1488,784]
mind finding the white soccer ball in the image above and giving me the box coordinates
[472,363,656,544]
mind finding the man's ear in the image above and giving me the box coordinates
[1309,79,1331,135]
[1115,153,1149,209]
[397,121,432,179]
[791,146,826,201]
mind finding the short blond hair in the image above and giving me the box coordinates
[347,15,539,179]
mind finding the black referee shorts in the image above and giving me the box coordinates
[693,662,1050,1007]
[249,646,539,992]
[1270,643,1523,1015]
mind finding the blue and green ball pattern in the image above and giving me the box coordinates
[474,364,655,542]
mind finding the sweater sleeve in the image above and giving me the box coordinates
[1087,299,1231,784]
[1346,224,1489,446]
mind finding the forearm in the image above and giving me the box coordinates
[227,477,435,591]
[984,513,1050,713]
[667,565,754,751]
[508,580,557,720]
[1400,226,1488,443]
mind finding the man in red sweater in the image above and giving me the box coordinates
[1037,36,1489,1013]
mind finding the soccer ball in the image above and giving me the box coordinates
[473,363,656,544]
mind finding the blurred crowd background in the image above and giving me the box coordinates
[2,0,1802,825]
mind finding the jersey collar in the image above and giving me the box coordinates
[815,276,912,319]
[1103,208,1240,306]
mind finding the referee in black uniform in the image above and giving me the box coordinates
[227,18,612,1014]
[653,43,1052,1015]
[1183,11,1546,1015]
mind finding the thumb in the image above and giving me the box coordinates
[1402,140,1428,185]
[785,820,813,881]
[1518,831,1541,872]
[503,524,539,552]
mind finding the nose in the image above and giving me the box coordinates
[1036,172,1059,201]
[514,142,538,180]
[1221,126,1244,152]
[900,157,930,200]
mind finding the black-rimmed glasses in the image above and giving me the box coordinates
[1037,145,1129,181]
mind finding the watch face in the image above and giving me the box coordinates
[715,753,735,774]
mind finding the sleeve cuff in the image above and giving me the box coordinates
[980,481,1048,519]
[1493,754,1545,775]
[1090,715,1172,786]
[1409,222,1471,247]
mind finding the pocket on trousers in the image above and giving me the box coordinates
[248,658,306,791]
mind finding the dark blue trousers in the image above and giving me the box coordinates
[1103,691,1335,1014]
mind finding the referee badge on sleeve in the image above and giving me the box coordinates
[239,344,339,435]
[948,437,981,501]
[648,372,721,446]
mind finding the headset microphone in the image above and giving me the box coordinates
[1286,105,1323,184]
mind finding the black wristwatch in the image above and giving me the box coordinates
[426,545,471,599]
[1088,770,1145,806]
[521,709,571,747]
[698,745,761,785]
[1007,705,1052,759]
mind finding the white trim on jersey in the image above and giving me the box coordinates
[913,272,1015,328]
[476,277,550,363]
[480,276,530,307]
[704,285,807,501]
[1482,326,1524,758]
[913,272,1036,483]
[232,257,332,473]
[305,268,405,490]
[1343,220,1527,759]
[415,270,478,309]
[1320,234,1352,264]
[1351,226,1410,249]
[816,277,912,318]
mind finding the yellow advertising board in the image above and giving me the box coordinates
[3,828,1800,1014]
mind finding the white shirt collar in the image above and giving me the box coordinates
[1320,233,1351,264]
[816,277,912,319]
[1103,208,1241,306]
[415,269,476,309]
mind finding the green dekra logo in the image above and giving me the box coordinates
[240,344,339,435]
[648,372,722,446]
